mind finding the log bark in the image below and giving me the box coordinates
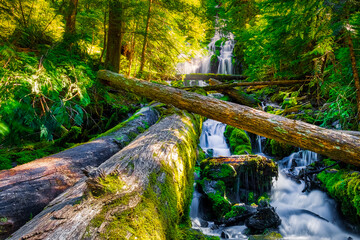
[98,70,360,166]
[182,79,311,91]
[173,73,247,81]
[0,107,159,239]
[208,78,257,107]
[8,112,201,240]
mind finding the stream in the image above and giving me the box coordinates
[191,119,359,240]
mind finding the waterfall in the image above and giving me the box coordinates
[191,126,359,239]
[177,32,234,74]
[217,37,235,74]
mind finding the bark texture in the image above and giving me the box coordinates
[98,70,360,166]
[65,0,78,35]
[183,79,310,91]
[105,0,124,73]
[208,78,257,107]
[0,107,159,239]
[9,112,201,240]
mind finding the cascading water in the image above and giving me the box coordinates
[177,32,234,75]
[199,119,231,157]
[191,119,359,239]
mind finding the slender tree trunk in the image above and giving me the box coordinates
[98,70,360,166]
[99,7,107,64]
[65,0,78,35]
[348,35,360,127]
[128,21,139,77]
[139,0,152,76]
[105,1,124,73]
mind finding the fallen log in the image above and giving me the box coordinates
[208,78,258,107]
[98,70,360,166]
[9,112,201,240]
[173,73,247,81]
[182,79,310,91]
[0,107,159,239]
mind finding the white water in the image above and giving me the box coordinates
[199,119,231,157]
[177,32,234,74]
[192,119,358,240]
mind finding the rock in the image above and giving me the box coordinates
[221,230,231,239]
[245,204,281,231]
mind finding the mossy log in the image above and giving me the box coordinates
[208,78,257,107]
[173,73,247,81]
[98,70,360,166]
[8,112,202,240]
[0,107,159,239]
[182,79,310,91]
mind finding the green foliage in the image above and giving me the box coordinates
[224,125,252,155]
[200,159,237,180]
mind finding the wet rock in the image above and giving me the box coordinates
[221,230,231,239]
[245,202,281,231]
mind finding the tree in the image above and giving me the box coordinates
[104,0,125,73]
[64,0,78,35]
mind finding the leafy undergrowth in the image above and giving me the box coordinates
[0,43,142,169]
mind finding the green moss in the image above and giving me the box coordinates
[90,111,202,240]
[268,139,295,158]
[201,159,237,180]
[224,205,246,220]
[93,112,141,140]
[207,192,232,219]
[224,125,252,155]
[318,169,360,223]
[98,175,125,194]
[248,232,283,240]
[178,226,220,240]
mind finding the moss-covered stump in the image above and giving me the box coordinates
[198,155,278,221]
[224,125,252,155]
[0,106,159,239]
[8,112,202,240]
[317,165,360,224]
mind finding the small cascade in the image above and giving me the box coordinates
[199,119,231,157]
[217,37,235,74]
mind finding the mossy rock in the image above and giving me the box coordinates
[318,167,360,223]
[266,139,295,159]
[224,125,252,155]
[248,231,283,240]
[200,158,237,181]
[179,227,220,240]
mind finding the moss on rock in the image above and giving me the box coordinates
[318,168,360,223]
[224,125,252,155]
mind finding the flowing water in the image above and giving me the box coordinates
[191,119,359,240]
[177,32,234,74]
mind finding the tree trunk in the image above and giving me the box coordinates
[99,7,107,64]
[348,35,360,127]
[104,0,124,73]
[183,79,310,91]
[8,112,201,240]
[128,21,138,77]
[65,0,78,35]
[208,78,258,107]
[98,70,360,166]
[0,107,159,239]
[139,0,152,75]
